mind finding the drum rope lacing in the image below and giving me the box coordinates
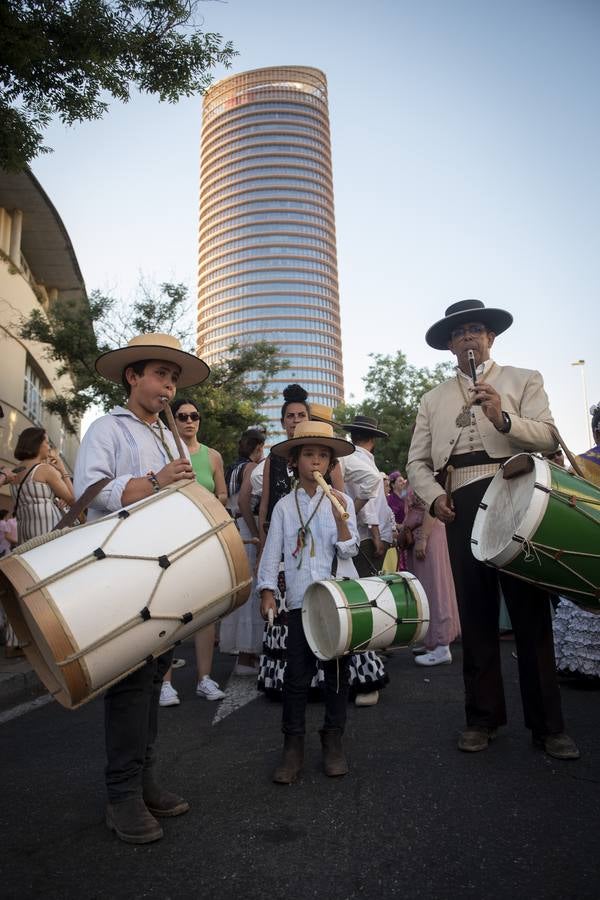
[337,576,428,653]
[505,480,600,600]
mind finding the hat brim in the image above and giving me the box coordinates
[271,435,355,459]
[341,423,389,438]
[426,309,513,350]
[95,345,210,388]
[310,412,346,431]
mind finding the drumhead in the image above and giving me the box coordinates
[471,454,551,566]
[302,581,346,660]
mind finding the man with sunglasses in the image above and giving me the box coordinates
[407,300,578,761]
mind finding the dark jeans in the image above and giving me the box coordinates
[283,610,349,736]
[104,649,173,802]
[446,479,564,735]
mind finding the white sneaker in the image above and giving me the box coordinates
[415,645,452,666]
[159,681,180,707]
[196,676,226,701]
[354,690,379,707]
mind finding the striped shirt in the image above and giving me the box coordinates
[11,465,61,543]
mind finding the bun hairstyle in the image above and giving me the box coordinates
[591,402,600,434]
[280,383,310,421]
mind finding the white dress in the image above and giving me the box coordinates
[553,598,600,678]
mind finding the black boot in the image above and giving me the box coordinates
[142,777,190,817]
[273,735,304,784]
[105,798,163,844]
[320,728,349,777]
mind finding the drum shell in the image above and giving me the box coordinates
[471,454,600,610]
[0,482,250,708]
[302,573,429,661]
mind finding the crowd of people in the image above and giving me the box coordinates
[0,298,598,846]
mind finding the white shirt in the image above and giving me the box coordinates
[339,445,382,504]
[359,472,395,543]
[73,406,187,521]
[256,486,358,610]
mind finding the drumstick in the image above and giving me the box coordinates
[313,471,350,519]
[268,609,274,627]
[445,464,454,510]
[160,397,187,459]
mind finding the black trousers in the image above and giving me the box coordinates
[355,539,391,577]
[283,610,350,736]
[104,649,173,802]
[445,479,564,735]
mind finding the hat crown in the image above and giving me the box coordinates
[444,299,485,318]
[126,333,184,353]
[292,421,336,441]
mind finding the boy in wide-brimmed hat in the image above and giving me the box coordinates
[257,421,358,784]
[73,334,209,844]
[407,299,578,761]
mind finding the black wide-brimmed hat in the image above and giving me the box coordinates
[341,415,389,438]
[426,299,513,350]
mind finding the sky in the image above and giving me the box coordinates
[31,0,600,453]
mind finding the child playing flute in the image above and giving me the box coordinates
[257,421,358,784]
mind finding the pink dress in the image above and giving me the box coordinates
[404,491,460,650]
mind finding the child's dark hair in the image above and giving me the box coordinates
[280,384,309,423]
[14,427,46,461]
[288,444,337,476]
[239,429,265,458]
[121,360,150,396]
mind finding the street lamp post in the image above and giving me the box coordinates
[571,360,593,447]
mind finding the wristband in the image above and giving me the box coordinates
[495,411,512,434]
[147,472,160,493]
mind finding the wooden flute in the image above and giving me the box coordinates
[313,470,350,520]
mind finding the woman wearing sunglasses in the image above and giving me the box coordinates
[159,398,228,707]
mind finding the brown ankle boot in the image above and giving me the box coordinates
[320,728,349,777]
[272,735,304,784]
[142,779,190,817]
[105,798,163,844]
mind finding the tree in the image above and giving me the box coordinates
[335,352,453,474]
[0,0,236,170]
[20,280,287,463]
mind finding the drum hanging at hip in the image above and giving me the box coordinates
[302,573,429,661]
[471,453,600,610]
[0,482,251,708]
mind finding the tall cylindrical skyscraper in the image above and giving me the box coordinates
[197,66,344,434]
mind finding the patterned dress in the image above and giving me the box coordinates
[11,465,62,543]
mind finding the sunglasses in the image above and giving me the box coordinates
[450,323,487,341]
[176,412,200,423]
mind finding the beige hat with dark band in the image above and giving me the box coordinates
[95,333,210,388]
[271,420,354,459]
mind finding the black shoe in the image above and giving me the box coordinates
[533,732,580,760]
[273,735,304,784]
[106,798,163,844]
[319,728,349,777]
[458,726,497,753]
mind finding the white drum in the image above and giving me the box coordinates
[0,482,250,708]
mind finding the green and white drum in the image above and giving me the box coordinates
[302,573,429,661]
[471,453,600,610]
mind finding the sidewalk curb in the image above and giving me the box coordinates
[0,662,46,713]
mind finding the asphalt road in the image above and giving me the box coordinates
[0,641,598,900]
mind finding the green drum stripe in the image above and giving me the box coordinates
[389,580,418,646]
[338,580,374,651]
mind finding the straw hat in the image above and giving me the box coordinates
[309,402,345,431]
[426,299,513,350]
[270,420,354,459]
[95,334,210,388]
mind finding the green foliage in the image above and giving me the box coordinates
[0,0,237,169]
[335,352,453,474]
[20,281,286,463]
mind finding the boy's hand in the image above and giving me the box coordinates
[260,590,278,621]
[157,458,194,486]
[329,488,348,523]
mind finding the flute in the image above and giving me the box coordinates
[313,471,350,520]
[160,396,187,459]
[467,349,481,405]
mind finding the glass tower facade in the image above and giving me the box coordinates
[197,66,344,436]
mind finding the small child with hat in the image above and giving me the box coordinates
[257,420,358,784]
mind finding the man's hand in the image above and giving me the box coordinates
[471,381,503,429]
[156,458,194,487]
[433,495,456,524]
[414,539,427,561]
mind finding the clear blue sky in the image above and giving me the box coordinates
[32,0,600,452]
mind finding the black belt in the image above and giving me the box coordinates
[450,452,510,470]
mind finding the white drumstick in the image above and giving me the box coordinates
[268,608,274,627]
[313,471,350,520]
